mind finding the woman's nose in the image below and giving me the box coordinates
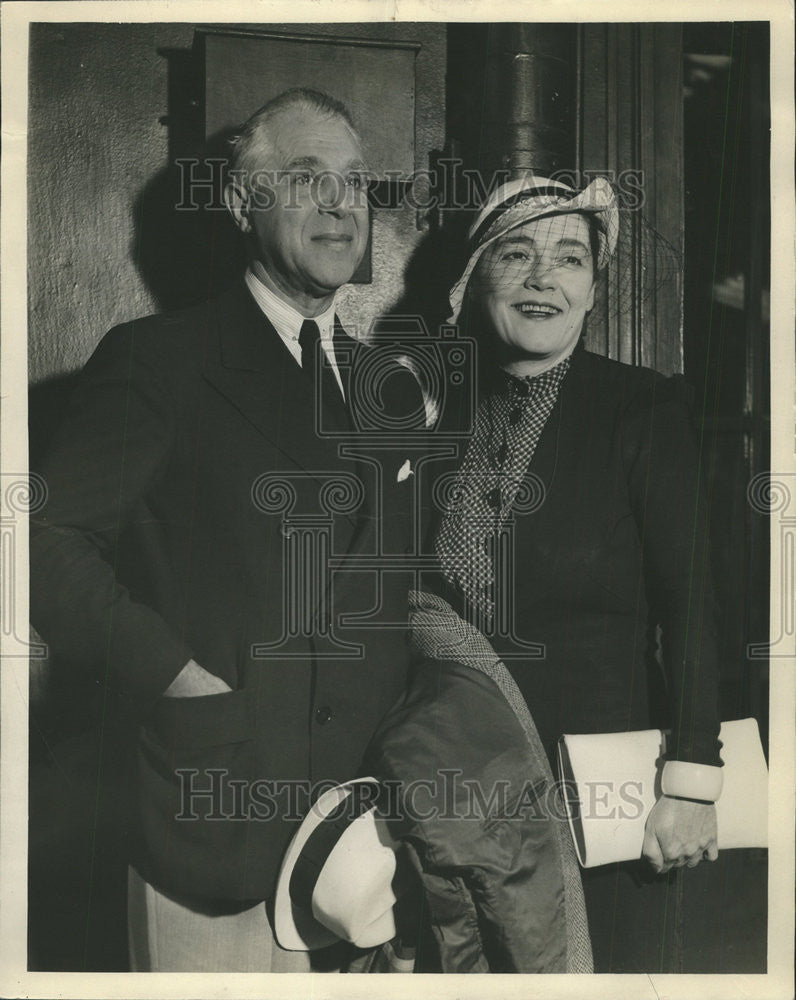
[523,261,555,289]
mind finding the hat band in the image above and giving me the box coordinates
[469,182,576,249]
[289,781,382,914]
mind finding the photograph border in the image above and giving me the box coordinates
[2,1,793,997]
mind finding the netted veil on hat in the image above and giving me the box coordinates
[447,175,620,323]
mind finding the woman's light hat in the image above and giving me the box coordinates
[274,778,401,951]
[447,174,619,323]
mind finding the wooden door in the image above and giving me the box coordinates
[578,23,685,375]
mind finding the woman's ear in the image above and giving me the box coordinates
[585,279,596,313]
[224,181,252,235]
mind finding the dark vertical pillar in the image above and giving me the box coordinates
[742,25,770,735]
[480,23,576,179]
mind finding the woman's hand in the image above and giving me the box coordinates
[642,796,718,874]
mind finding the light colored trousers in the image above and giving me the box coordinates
[127,866,318,972]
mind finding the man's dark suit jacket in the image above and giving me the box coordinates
[29,281,425,904]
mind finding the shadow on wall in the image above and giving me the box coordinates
[131,127,245,314]
[380,212,469,335]
[29,131,242,468]
[130,45,245,312]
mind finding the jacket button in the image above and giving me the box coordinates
[315,706,333,725]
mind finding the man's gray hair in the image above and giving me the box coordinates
[228,88,359,178]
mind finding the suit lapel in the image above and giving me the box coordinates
[202,282,350,482]
[202,283,379,559]
[527,348,596,493]
[332,322,354,406]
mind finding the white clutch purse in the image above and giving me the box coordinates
[556,718,768,868]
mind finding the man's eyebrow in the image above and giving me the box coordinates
[282,156,323,171]
[281,156,369,172]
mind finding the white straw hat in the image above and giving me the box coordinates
[274,778,401,951]
[447,174,619,323]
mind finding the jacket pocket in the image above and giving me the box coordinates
[148,687,255,748]
[137,689,268,902]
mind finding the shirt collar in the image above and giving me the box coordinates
[245,267,337,344]
[488,354,572,402]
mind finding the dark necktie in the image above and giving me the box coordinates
[299,319,320,380]
[299,319,344,408]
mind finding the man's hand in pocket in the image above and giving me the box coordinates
[163,659,233,698]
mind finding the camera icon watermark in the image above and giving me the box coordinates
[316,317,477,440]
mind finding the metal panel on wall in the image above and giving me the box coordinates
[199,29,417,178]
[197,28,420,288]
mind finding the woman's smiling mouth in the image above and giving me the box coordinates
[513,302,561,317]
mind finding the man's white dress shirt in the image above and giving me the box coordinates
[245,268,345,398]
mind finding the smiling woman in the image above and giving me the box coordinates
[418,172,726,972]
[473,214,597,376]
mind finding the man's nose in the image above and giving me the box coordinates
[315,172,349,215]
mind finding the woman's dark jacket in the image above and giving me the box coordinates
[426,345,722,768]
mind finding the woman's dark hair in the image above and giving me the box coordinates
[584,212,604,273]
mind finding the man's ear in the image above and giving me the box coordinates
[585,280,596,312]
[224,181,252,235]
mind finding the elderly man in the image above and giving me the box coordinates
[29,89,423,972]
